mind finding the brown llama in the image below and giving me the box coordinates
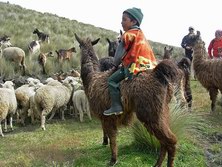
[38,51,53,74]
[55,47,76,62]
[99,31,122,71]
[163,46,192,112]
[163,46,174,60]
[75,33,180,167]
[189,31,222,112]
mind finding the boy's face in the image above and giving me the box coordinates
[121,13,136,31]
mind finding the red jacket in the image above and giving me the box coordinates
[208,38,222,58]
[121,29,157,75]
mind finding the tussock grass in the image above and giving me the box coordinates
[131,101,204,151]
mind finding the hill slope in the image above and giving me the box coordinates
[0,1,184,80]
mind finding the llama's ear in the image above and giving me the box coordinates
[74,33,83,45]
[170,47,173,52]
[92,38,100,46]
[120,30,123,36]
[106,38,111,44]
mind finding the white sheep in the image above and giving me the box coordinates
[2,47,26,75]
[32,77,75,130]
[72,89,91,122]
[0,81,17,137]
[15,79,43,126]
[26,77,42,86]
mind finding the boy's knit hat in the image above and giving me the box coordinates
[124,7,143,26]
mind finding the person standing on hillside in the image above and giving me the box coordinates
[181,26,196,62]
[208,30,222,59]
[103,7,157,116]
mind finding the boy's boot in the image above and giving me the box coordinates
[103,93,123,116]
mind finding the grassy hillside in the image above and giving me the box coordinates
[0,1,184,80]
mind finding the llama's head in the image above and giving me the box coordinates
[106,38,119,57]
[188,31,204,48]
[74,33,100,61]
[163,46,173,59]
[75,33,100,48]
[74,33,101,75]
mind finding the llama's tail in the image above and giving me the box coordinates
[153,59,179,86]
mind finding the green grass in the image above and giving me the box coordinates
[0,116,207,167]
[1,67,222,167]
[1,80,222,167]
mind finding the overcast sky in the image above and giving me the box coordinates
[1,0,222,47]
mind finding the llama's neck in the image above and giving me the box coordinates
[193,42,207,65]
[80,46,100,89]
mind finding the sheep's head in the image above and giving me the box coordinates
[2,81,15,89]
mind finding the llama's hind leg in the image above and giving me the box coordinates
[107,130,118,166]
[209,88,218,113]
[154,145,167,167]
[156,128,177,167]
[144,123,177,167]
[167,144,177,167]
[185,84,192,112]
[102,119,118,166]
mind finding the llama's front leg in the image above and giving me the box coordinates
[101,122,108,145]
[209,88,218,112]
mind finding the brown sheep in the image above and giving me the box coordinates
[75,33,179,167]
[189,31,222,113]
[55,47,76,62]
[38,51,53,74]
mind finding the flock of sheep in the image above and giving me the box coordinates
[0,28,120,137]
[0,75,92,137]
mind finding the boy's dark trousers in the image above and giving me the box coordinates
[103,67,125,115]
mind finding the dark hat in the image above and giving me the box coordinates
[188,26,194,31]
[124,7,143,26]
